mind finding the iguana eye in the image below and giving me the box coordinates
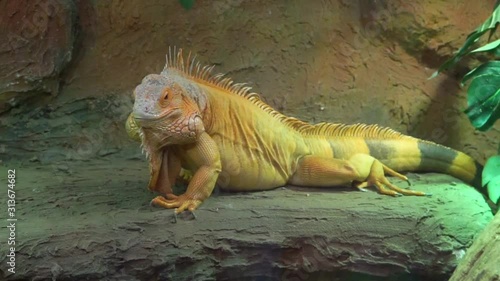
[161,88,170,101]
[158,89,169,108]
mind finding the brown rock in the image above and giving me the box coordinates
[0,0,76,113]
[376,0,496,67]
[0,159,493,280]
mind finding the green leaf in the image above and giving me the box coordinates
[464,74,500,131]
[178,0,195,10]
[487,176,500,205]
[462,61,500,86]
[489,1,500,40]
[483,155,500,185]
[429,33,486,79]
[483,155,500,204]
[470,38,500,54]
[429,4,500,79]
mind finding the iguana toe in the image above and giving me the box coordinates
[150,194,203,214]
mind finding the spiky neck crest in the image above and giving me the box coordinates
[160,47,256,99]
[160,47,417,141]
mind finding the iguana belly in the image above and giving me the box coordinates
[173,128,301,191]
[216,135,295,191]
[177,149,289,191]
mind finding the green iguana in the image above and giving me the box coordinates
[126,47,487,214]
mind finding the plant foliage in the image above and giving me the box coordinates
[463,72,500,131]
[433,2,500,205]
[483,156,500,205]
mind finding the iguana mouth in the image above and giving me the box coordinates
[133,108,182,125]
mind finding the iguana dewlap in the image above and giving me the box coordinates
[127,48,484,213]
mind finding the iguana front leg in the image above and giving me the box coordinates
[290,154,427,196]
[151,132,222,213]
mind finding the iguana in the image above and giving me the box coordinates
[126,47,487,214]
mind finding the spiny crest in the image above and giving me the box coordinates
[162,47,413,140]
[163,46,257,99]
[163,47,294,125]
[294,122,413,139]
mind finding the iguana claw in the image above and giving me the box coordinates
[151,194,203,214]
[171,211,177,223]
[169,209,196,224]
[406,179,412,187]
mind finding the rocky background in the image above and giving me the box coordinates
[0,0,499,280]
[0,0,499,164]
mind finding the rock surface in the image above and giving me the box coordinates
[0,0,76,113]
[0,1,499,280]
[0,159,494,281]
[450,208,500,281]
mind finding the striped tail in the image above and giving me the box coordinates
[298,123,485,196]
[366,139,483,190]
[413,140,482,188]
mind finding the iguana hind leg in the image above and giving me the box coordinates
[290,154,427,196]
[349,154,425,196]
[290,156,362,187]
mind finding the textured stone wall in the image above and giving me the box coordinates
[0,0,76,113]
[0,0,498,162]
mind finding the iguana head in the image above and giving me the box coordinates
[132,74,205,147]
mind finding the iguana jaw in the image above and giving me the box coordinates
[136,112,204,148]
[133,108,181,122]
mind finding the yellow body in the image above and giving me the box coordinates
[128,48,482,213]
[185,83,480,191]
[197,84,306,190]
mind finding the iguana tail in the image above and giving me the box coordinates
[298,123,483,189]
[363,139,483,189]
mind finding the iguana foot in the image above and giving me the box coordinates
[354,159,426,196]
[151,193,203,213]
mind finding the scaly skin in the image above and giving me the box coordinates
[127,48,484,213]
